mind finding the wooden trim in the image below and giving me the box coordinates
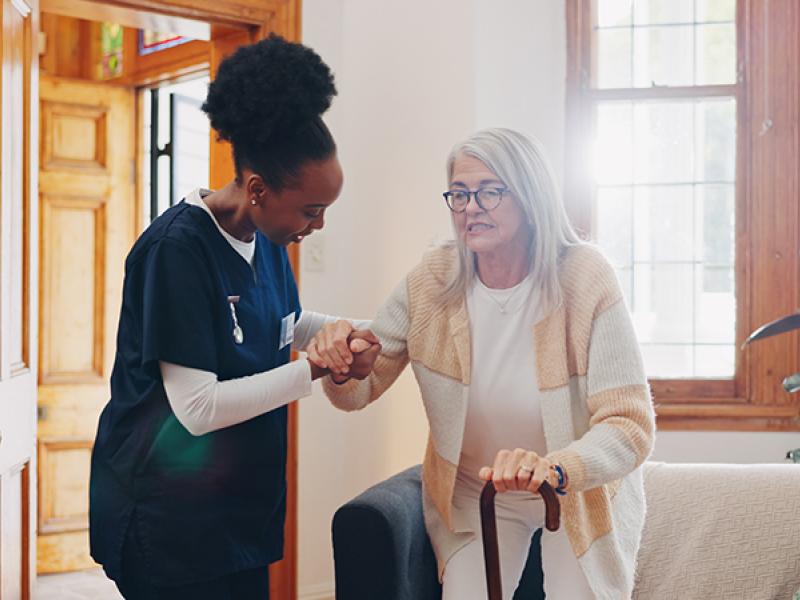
[85,0,287,28]
[41,0,210,39]
[19,0,34,375]
[120,37,209,87]
[651,379,738,401]
[21,462,31,600]
[134,87,145,234]
[656,403,798,419]
[657,416,800,431]
[745,0,800,407]
[656,402,800,431]
[586,84,738,101]
[735,0,753,402]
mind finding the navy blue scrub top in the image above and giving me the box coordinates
[89,200,301,586]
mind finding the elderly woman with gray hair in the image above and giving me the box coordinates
[308,128,655,599]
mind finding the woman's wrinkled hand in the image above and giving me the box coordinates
[328,330,381,384]
[343,330,381,380]
[478,448,554,494]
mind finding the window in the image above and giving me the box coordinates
[143,76,210,222]
[566,0,800,429]
[590,0,738,378]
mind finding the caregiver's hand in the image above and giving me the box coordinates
[307,320,356,375]
[307,321,380,376]
[479,448,555,494]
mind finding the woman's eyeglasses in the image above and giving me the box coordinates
[442,187,508,213]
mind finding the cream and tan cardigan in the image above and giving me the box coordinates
[324,244,655,599]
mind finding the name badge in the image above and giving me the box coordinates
[279,312,295,350]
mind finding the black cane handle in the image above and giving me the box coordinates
[479,480,561,600]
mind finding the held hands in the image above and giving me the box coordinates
[307,321,381,382]
[479,448,556,495]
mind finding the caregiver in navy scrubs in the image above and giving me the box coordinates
[89,35,379,600]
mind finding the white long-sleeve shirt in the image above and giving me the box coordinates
[458,274,548,481]
[161,189,367,436]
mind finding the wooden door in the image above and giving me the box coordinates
[0,0,39,597]
[37,75,137,574]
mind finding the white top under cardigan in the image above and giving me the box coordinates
[159,189,366,436]
[458,274,547,482]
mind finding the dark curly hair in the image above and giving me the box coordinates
[202,34,337,191]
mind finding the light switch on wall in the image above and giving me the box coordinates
[303,234,325,272]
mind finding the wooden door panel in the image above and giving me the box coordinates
[38,440,92,535]
[0,0,38,596]
[39,194,106,383]
[41,101,108,171]
[37,75,136,574]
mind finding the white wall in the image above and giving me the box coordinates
[299,2,800,598]
[473,0,567,182]
[299,2,475,598]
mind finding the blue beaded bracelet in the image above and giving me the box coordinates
[552,464,567,496]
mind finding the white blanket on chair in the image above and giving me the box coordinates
[633,462,800,600]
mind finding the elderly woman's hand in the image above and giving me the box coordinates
[479,448,556,494]
[327,330,381,384]
[342,331,381,380]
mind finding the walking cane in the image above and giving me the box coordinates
[479,480,561,600]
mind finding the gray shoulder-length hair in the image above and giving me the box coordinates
[441,128,583,313]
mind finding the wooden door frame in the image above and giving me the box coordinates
[33,0,301,597]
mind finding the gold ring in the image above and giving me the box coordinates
[519,465,534,473]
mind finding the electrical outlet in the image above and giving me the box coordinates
[303,234,325,272]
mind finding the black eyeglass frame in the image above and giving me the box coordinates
[442,187,509,213]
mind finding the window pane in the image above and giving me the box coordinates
[596,29,633,88]
[596,186,633,267]
[632,263,694,344]
[694,345,735,377]
[618,266,634,308]
[633,102,694,183]
[633,0,694,25]
[633,25,694,87]
[594,0,736,89]
[588,1,739,379]
[696,265,735,344]
[144,76,210,223]
[634,185,694,262]
[595,102,634,185]
[696,0,736,22]
[597,0,633,27]
[641,344,693,377]
[696,23,737,85]
[695,98,736,181]
[696,184,735,264]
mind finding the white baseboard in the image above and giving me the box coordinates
[298,582,335,600]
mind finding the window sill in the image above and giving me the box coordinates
[656,402,800,431]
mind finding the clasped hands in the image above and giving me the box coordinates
[306,320,381,383]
